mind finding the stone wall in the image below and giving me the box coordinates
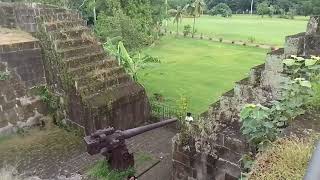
[172,16,320,180]
[0,2,72,33]
[0,3,16,28]
[0,38,46,88]
[0,62,46,135]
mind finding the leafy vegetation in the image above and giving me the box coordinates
[183,0,205,36]
[203,0,320,16]
[240,56,320,149]
[87,160,135,180]
[0,71,10,81]
[183,24,192,36]
[37,86,59,114]
[104,40,160,82]
[209,3,232,17]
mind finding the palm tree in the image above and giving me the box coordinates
[184,0,205,37]
[173,6,183,36]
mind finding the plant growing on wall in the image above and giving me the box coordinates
[240,104,278,149]
[0,71,10,81]
[38,86,59,114]
[104,40,160,82]
[240,56,319,150]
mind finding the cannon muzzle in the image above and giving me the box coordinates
[121,118,177,139]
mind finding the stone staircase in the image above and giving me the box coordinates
[34,8,149,134]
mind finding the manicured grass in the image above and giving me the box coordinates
[139,36,267,114]
[167,15,308,46]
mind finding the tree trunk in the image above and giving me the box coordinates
[93,0,97,24]
[250,0,254,15]
[192,16,196,37]
[177,23,179,36]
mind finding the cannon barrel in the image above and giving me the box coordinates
[121,118,177,139]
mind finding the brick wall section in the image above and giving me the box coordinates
[0,40,46,89]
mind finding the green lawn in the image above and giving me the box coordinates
[167,15,308,46]
[139,36,267,114]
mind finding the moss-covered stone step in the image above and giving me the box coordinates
[78,74,132,98]
[49,27,91,40]
[37,7,72,15]
[57,44,103,59]
[41,12,81,23]
[44,20,86,32]
[67,59,118,77]
[64,52,106,69]
[75,67,126,87]
[54,38,93,50]
[83,82,145,108]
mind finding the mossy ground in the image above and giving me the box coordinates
[0,121,85,178]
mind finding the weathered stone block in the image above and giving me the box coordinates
[284,33,305,57]
[265,48,285,72]
[306,16,320,35]
[249,64,264,85]
[173,160,192,180]
[173,151,191,167]
[303,34,320,56]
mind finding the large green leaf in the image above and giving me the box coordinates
[305,59,318,66]
[299,80,312,88]
[283,59,295,66]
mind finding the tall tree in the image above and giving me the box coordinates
[173,6,183,35]
[184,0,205,37]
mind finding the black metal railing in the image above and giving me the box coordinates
[150,101,200,122]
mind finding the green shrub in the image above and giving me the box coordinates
[0,71,10,81]
[240,104,278,149]
[87,160,135,180]
[183,25,192,37]
[95,10,154,51]
[240,56,319,149]
[209,3,232,17]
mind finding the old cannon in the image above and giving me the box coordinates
[84,118,177,170]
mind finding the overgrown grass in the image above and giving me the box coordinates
[87,160,135,180]
[167,15,308,46]
[249,135,319,180]
[139,36,266,113]
[135,152,153,165]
